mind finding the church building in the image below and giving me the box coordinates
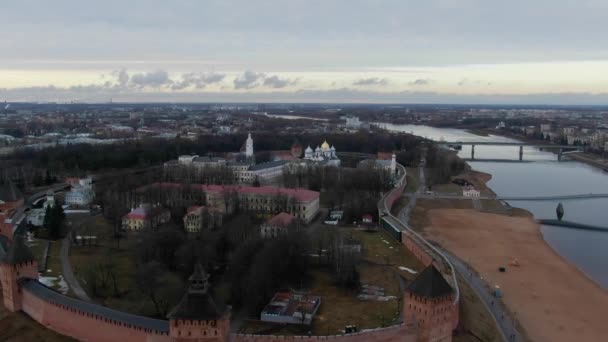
[303,140,341,166]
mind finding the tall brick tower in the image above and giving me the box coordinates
[403,264,455,342]
[0,181,24,240]
[168,264,231,341]
[0,235,38,312]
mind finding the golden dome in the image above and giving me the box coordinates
[321,140,330,150]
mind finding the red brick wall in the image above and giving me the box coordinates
[403,293,453,342]
[401,236,434,267]
[231,324,417,342]
[20,287,171,342]
[384,184,405,214]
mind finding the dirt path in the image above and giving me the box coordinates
[424,209,608,342]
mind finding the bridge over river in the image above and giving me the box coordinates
[437,141,583,161]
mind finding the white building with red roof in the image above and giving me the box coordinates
[122,203,171,230]
[260,212,296,238]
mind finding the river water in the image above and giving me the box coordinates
[376,123,608,289]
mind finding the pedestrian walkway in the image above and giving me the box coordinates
[60,237,91,302]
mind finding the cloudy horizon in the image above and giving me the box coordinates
[2,1,608,104]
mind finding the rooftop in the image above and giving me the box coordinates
[406,265,453,299]
[249,160,289,171]
[124,204,169,220]
[167,264,228,320]
[266,212,296,227]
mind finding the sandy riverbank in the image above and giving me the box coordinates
[423,209,608,342]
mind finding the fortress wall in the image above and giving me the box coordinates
[384,184,405,214]
[401,235,434,267]
[20,287,170,342]
[231,323,417,342]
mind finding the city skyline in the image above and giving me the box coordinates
[2,1,608,104]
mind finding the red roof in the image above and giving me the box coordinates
[137,183,319,203]
[266,212,295,227]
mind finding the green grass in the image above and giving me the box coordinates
[311,229,424,333]
[345,229,423,278]
[68,215,162,317]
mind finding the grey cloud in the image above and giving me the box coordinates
[263,75,297,88]
[409,79,432,86]
[353,77,388,86]
[129,70,171,88]
[234,70,297,89]
[171,72,226,90]
[234,70,266,89]
[457,78,492,87]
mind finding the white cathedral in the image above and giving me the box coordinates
[304,140,341,166]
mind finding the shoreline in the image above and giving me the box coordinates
[424,208,608,342]
[468,163,606,290]
[538,224,608,295]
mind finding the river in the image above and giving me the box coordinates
[376,123,608,289]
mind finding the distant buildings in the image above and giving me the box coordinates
[166,134,288,185]
[122,204,171,230]
[344,115,362,129]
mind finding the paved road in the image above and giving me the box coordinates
[398,165,425,225]
[441,248,523,342]
[60,237,91,302]
[417,193,608,201]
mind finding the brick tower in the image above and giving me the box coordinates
[0,235,38,312]
[403,264,455,342]
[0,181,24,240]
[168,264,231,341]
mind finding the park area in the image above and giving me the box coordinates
[239,228,424,336]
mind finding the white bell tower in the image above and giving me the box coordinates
[245,133,254,158]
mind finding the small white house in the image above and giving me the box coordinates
[463,189,481,198]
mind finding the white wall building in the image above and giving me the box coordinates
[462,188,481,198]
[65,177,94,206]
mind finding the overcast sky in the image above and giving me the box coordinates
[2,0,608,104]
